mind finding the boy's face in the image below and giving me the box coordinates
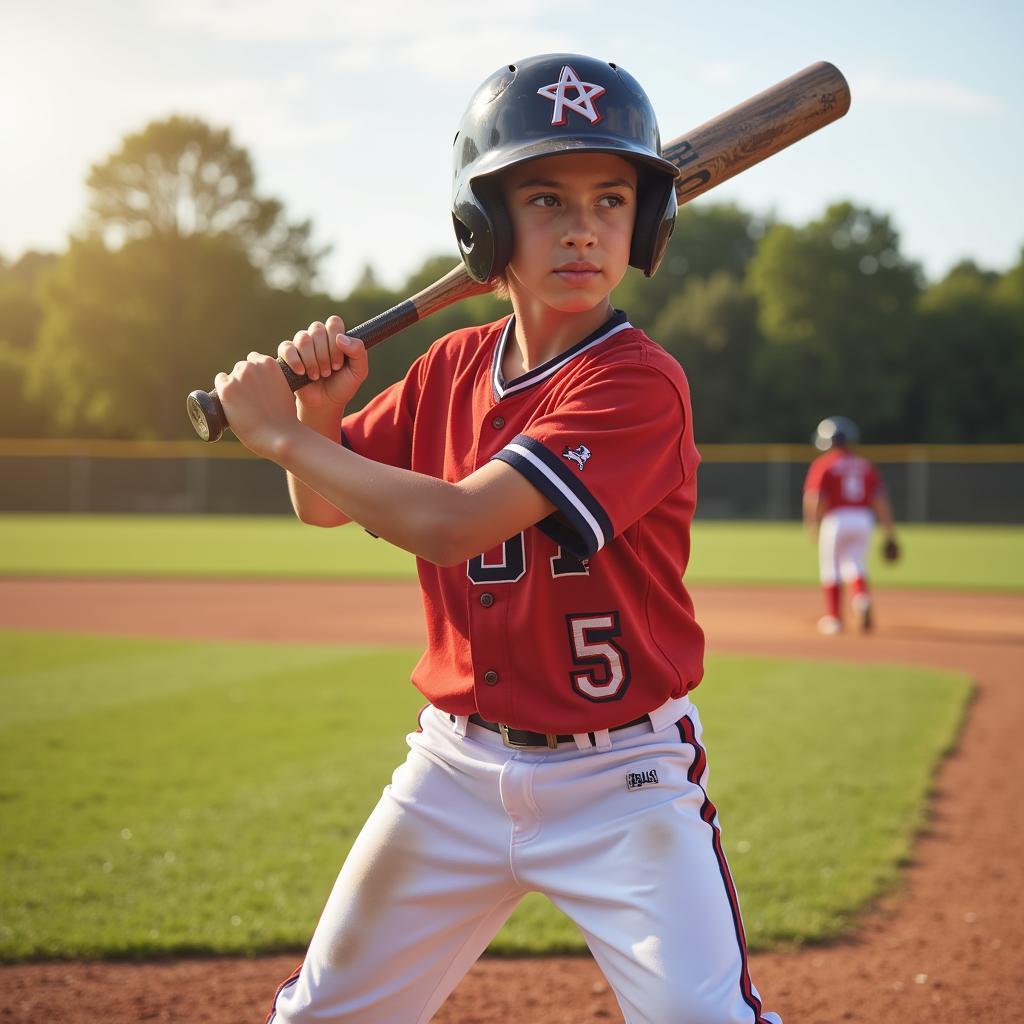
[499,152,638,315]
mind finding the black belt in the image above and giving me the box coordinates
[462,712,651,749]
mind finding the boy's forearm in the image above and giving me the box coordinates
[272,425,467,564]
[287,404,351,526]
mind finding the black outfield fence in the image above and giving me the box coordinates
[1,440,1022,524]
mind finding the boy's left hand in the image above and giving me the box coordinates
[215,353,302,459]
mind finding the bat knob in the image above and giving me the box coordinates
[186,389,225,443]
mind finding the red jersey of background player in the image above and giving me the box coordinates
[803,448,885,514]
[341,309,703,735]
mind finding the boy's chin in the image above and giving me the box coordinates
[545,292,612,315]
[510,279,616,317]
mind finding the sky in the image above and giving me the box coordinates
[1,0,1021,296]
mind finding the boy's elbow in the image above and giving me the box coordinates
[417,511,477,568]
[295,506,348,528]
[420,525,470,568]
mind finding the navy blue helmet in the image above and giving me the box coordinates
[451,54,679,283]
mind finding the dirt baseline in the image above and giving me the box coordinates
[1,579,1022,1024]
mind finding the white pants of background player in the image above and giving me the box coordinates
[818,507,874,590]
[268,701,781,1024]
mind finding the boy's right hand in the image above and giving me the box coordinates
[278,315,368,414]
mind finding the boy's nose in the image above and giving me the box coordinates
[559,201,600,247]
[561,217,598,248]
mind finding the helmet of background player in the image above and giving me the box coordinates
[451,54,680,284]
[813,416,861,451]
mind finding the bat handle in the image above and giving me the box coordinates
[186,298,421,442]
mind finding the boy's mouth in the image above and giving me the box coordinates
[554,261,601,284]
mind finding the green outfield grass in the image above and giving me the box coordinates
[0,631,970,960]
[0,514,416,579]
[688,520,1024,590]
[0,514,1021,589]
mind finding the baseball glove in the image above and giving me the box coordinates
[882,537,901,563]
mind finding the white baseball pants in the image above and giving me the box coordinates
[268,702,781,1024]
[818,507,875,586]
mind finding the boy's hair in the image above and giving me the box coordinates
[490,274,511,302]
[451,53,679,286]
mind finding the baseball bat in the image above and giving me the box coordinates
[187,60,850,442]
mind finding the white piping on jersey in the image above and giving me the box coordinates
[492,317,634,400]
[505,441,607,552]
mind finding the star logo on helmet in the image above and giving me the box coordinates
[537,65,606,127]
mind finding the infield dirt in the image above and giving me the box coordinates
[1,579,1022,1023]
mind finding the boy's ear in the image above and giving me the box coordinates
[630,172,677,277]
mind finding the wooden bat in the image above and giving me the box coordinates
[187,60,850,441]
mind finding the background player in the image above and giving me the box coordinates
[803,415,899,634]
[216,53,781,1023]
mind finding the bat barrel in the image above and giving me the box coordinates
[666,60,851,204]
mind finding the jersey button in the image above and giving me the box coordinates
[483,670,499,686]
[491,416,505,430]
[479,592,495,607]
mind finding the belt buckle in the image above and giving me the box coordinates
[499,723,559,750]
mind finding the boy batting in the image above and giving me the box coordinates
[216,53,782,1024]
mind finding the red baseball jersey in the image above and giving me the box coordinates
[341,310,704,734]
[803,450,885,514]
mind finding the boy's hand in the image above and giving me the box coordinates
[278,316,368,413]
[215,352,306,460]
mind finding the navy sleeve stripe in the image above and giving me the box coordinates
[492,435,613,557]
[494,446,601,558]
[506,436,613,540]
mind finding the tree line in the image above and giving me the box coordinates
[1,116,1021,444]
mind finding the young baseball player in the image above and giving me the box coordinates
[216,53,781,1024]
[803,416,899,634]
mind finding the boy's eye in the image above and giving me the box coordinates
[529,194,558,207]
[598,194,627,208]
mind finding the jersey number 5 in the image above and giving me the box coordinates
[566,612,631,701]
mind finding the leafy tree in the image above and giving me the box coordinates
[0,250,59,288]
[746,202,921,441]
[992,246,1024,332]
[652,272,763,442]
[614,203,767,326]
[0,252,59,436]
[22,117,337,439]
[31,235,328,439]
[83,116,326,290]
[907,260,1024,441]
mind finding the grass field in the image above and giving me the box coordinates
[0,631,970,960]
[0,514,1021,590]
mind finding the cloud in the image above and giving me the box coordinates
[150,0,576,46]
[149,0,611,82]
[856,73,1007,115]
[325,27,570,80]
[133,73,356,151]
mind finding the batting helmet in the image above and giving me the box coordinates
[451,54,680,283]
[813,416,861,451]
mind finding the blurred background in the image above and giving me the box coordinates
[1,0,1021,522]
